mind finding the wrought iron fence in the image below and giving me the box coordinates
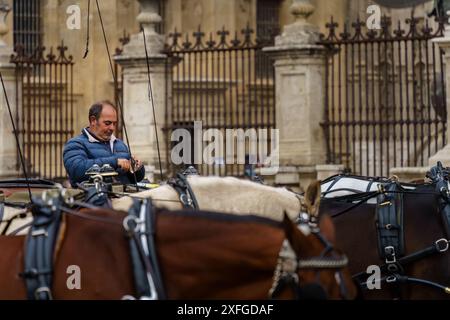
[11,43,74,181]
[319,15,447,176]
[164,26,276,177]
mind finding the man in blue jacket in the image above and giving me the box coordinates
[63,100,145,187]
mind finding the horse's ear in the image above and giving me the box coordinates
[304,180,322,217]
[318,214,336,244]
[282,212,312,256]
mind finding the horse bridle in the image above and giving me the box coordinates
[269,213,350,300]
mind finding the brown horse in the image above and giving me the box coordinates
[0,204,356,300]
[320,174,450,299]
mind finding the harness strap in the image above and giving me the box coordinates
[125,203,154,299]
[361,274,450,295]
[125,199,166,300]
[324,175,343,194]
[1,211,30,235]
[366,179,375,192]
[353,238,450,282]
[22,193,63,300]
[0,201,4,224]
[395,238,449,266]
[329,192,379,218]
[169,172,199,209]
[435,179,450,238]
[376,182,405,268]
[143,199,166,299]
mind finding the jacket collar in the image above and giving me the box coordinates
[83,128,117,152]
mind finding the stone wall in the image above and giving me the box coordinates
[41,0,140,134]
[1,0,443,183]
[24,0,357,138]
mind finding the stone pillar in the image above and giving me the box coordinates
[0,3,19,178]
[114,0,168,181]
[429,22,450,168]
[263,0,330,190]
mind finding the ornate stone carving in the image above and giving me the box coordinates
[120,0,164,57]
[275,0,321,47]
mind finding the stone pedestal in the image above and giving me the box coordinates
[0,4,18,178]
[0,62,19,178]
[114,54,169,180]
[263,0,328,189]
[114,0,168,181]
[429,26,450,168]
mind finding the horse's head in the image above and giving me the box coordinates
[272,181,357,300]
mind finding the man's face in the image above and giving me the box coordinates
[89,104,117,141]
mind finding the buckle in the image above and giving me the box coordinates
[122,215,142,233]
[35,286,52,300]
[387,263,398,272]
[31,229,48,237]
[435,238,449,253]
[180,193,192,207]
[384,246,396,264]
[386,275,397,283]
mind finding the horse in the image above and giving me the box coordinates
[112,175,302,221]
[0,188,357,300]
[320,171,450,299]
[2,174,301,235]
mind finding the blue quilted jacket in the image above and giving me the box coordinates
[63,128,145,187]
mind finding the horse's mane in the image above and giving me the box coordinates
[158,207,284,229]
[66,206,283,229]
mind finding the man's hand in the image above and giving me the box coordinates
[117,158,131,172]
[131,156,143,173]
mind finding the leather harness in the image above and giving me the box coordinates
[168,169,199,209]
[124,198,166,299]
[0,201,4,225]
[323,171,450,295]
[21,191,64,300]
[21,188,166,300]
[375,182,405,274]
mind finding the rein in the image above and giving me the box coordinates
[324,187,441,219]
[0,210,31,235]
